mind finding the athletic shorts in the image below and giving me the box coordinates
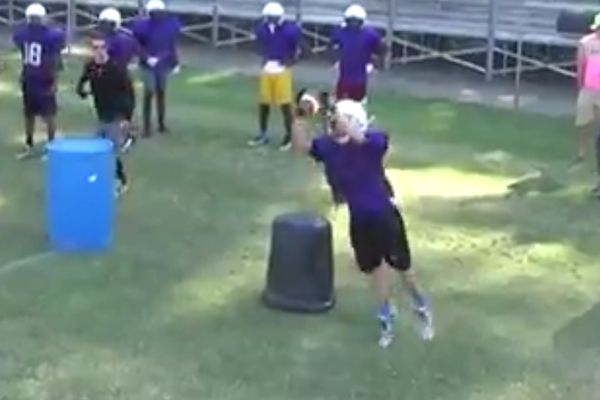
[350,207,411,273]
[576,88,600,127]
[21,82,56,117]
[259,69,292,106]
[336,79,367,102]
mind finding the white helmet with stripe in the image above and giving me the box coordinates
[99,7,122,26]
[335,99,368,133]
[25,3,47,19]
[146,0,166,12]
[262,2,284,17]
[344,4,367,21]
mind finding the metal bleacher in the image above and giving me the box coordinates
[0,0,599,80]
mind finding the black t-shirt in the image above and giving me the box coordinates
[77,58,132,123]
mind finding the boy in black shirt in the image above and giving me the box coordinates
[77,32,132,196]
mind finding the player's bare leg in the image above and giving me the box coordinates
[279,103,293,150]
[400,269,434,341]
[594,132,600,197]
[372,264,396,348]
[44,115,56,143]
[572,126,591,167]
[249,104,271,147]
[17,115,36,160]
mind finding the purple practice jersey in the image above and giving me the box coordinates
[105,29,139,69]
[130,15,181,71]
[331,25,381,84]
[255,21,301,64]
[310,131,392,220]
[13,23,65,89]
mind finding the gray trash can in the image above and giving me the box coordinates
[262,212,335,313]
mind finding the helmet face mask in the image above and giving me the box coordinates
[344,17,363,29]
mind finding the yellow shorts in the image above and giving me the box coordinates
[259,69,292,106]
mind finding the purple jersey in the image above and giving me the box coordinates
[310,131,392,219]
[105,29,139,68]
[13,23,65,89]
[331,25,381,84]
[130,16,181,71]
[255,21,301,63]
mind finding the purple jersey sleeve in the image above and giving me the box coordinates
[288,23,301,46]
[12,26,24,47]
[331,26,343,48]
[364,132,388,158]
[255,23,266,43]
[366,28,382,55]
[50,28,66,53]
[309,136,330,162]
[173,16,182,34]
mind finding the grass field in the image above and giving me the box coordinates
[1,56,600,400]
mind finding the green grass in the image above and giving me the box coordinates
[0,57,600,400]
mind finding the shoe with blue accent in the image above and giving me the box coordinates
[377,302,397,348]
[413,299,434,341]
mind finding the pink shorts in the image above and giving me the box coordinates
[335,80,367,102]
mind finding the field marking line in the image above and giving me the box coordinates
[0,251,54,276]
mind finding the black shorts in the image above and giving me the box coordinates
[22,84,57,118]
[350,207,411,273]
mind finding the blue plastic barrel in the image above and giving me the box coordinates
[46,138,115,253]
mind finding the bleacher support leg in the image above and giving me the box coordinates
[485,0,497,81]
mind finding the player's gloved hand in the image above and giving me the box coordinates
[147,57,159,67]
[366,63,375,75]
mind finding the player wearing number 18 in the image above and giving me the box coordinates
[12,3,65,160]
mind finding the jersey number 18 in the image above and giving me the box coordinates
[23,42,42,67]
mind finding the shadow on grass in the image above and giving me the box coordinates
[409,190,600,258]
[553,301,600,400]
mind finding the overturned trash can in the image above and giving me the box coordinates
[262,212,335,313]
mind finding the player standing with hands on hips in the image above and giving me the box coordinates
[77,33,133,197]
[249,1,302,150]
[131,0,181,137]
[292,93,434,348]
[13,2,65,160]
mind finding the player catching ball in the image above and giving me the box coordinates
[292,92,434,348]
